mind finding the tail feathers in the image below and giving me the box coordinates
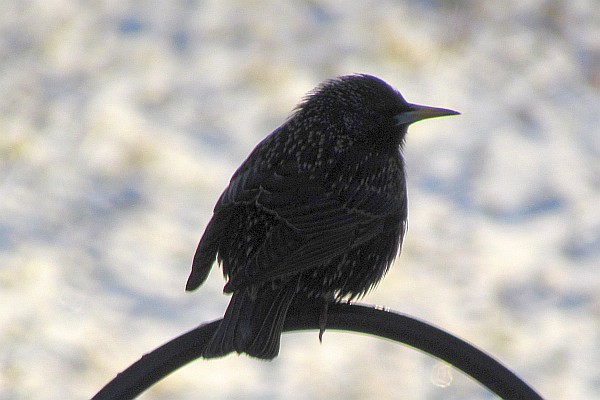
[203,278,300,359]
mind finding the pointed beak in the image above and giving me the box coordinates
[394,103,460,126]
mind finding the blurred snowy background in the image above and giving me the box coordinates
[1,0,599,399]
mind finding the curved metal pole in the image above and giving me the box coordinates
[92,303,544,400]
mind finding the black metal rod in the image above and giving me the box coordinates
[92,303,544,400]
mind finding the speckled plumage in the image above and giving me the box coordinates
[186,74,458,359]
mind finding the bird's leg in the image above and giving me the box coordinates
[318,293,335,342]
[319,301,328,343]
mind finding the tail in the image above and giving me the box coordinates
[203,278,300,359]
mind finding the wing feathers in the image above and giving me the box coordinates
[209,163,404,291]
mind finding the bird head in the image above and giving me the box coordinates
[298,74,459,149]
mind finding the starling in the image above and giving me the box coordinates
[186,74,459,359]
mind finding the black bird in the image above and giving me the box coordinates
[186,74,459,359]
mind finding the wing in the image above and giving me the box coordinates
[186,212,230,291]
[186,144,269,291]
[219,160,406,291]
